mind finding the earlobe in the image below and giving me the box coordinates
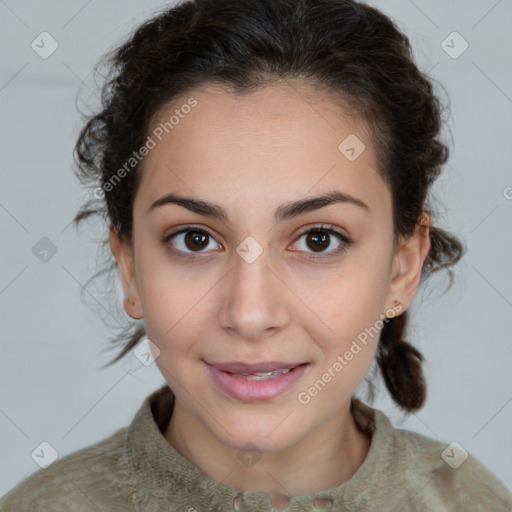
[109,228,144,320]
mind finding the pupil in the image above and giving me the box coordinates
[308,232,328,252]
[185,231,208,251]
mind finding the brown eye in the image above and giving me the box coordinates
[305,231,331,252]
[292,225,352,260]
[164,226,220,255]
[183,231,209,251]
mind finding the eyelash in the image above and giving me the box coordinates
[162,223,352,261]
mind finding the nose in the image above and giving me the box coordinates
[217,245,291,343]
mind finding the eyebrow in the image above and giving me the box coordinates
[147,190,370,222]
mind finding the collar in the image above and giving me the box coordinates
[125,384,397,511]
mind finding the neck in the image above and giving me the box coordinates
[164,398,371,503]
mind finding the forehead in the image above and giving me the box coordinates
[135,82,391,219]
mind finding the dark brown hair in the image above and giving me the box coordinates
[72,0,464,412]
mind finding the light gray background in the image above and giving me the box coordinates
[1,0,511,497]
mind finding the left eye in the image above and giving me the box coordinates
[292,226,350,257]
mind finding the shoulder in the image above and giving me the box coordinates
[393,424,512,510]
[0,427,135,511]
[352,399,512,510]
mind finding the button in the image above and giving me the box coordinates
[313,496,333,508]
[271,494,289,511]
[233,492,243,511]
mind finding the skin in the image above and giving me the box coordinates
[110,81,430,504]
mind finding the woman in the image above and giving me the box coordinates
[1,0,510,510]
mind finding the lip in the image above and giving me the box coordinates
[205,361,309,402]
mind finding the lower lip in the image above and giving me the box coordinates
[206,363,308,402]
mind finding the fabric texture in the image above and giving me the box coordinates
[1,383,511,511]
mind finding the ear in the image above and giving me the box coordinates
[385,212,431,314]
[109,228,144,320]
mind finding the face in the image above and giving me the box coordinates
[110,82,429,453]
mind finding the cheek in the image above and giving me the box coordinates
[136,257,209,350]
[297,260,390,344]
[143,294,207,351]
[134,235,210,318]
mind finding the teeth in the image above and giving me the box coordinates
[244,368,292,380]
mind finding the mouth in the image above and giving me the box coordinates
[234,368,295,380]
[209,361,303,374]
[205,361,309,401]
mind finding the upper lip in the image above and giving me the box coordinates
[206,361,306,374]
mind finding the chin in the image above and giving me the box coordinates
[208,416,306,455]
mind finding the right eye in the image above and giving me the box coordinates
[163,225,222,256]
